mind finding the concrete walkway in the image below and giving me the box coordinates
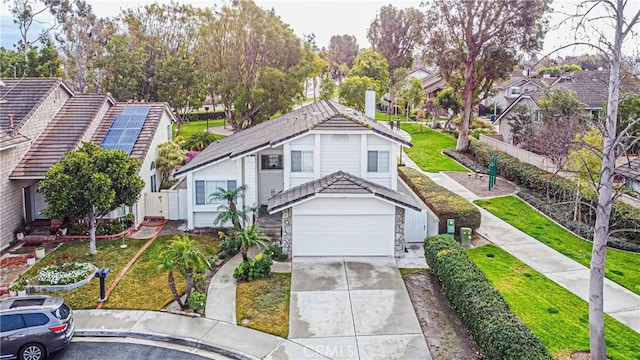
[73,309,328,360]
[396,127,640,333]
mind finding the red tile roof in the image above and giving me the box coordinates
[10,94,114,179]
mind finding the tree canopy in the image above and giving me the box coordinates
[349,49,389,99]
[423,0,550,151]
[367,5,424,74]
[338,76,377,111]
[0,40,63,77]
[327,34,358,80]
[199,0,310,132]
[39,142,144,254]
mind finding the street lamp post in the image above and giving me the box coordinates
[204,106,210,132]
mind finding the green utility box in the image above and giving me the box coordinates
[460,227,472,247]
[447,219,455,238]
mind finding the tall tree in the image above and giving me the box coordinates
[565,1,640,358]
[349,48,390,99]
[0,40,63,77]
[367,5,424,73]
[56,0,112,92]
[39,142,144,255]
[423,0,550,152]
[5,0,71,59]
[199,0,309,132]
[327,34,358,80]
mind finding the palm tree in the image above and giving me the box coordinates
[150,235,214,310]
[232,223,270,262]
[210,185,248,230]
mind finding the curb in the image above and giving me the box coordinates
[75,330,258,360]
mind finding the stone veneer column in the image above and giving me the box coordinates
[281,208,292,258]
[395,207,405,258]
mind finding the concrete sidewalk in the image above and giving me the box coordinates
[74,309,328,360]
[398,135,640,333]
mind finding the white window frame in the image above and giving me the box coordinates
[194,180,237,205]
[509,86,522,96]
[367,150,390,173]
[291,150,313,173]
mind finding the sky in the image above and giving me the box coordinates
[1,0,639,60]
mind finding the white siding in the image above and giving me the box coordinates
[194,212,218,228]
[190,158,242,228]
[364,134,394,189]
[288,134,315,188]
[244,155,257,208]
[320,134,360,176]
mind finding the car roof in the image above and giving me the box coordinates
[0,296,63,313]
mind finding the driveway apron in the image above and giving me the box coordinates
[288,257,432,360]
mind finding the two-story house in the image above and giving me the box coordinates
[174,100,421,258]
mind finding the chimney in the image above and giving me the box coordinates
[365,88,376,119]
[9,114,14,128]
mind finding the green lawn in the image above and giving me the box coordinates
[375,110,407,122]
[468,245,640,360]
[475,196,640,295]
[23,239,148,309]
[104,234,220,310]
[236,273,291,338]
[403,123,468,172]
[173,119,226,139]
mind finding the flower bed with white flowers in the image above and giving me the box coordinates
[37,262,95,285]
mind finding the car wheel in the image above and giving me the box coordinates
[19,343,46,360]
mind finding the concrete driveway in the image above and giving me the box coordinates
[288,257,432,360]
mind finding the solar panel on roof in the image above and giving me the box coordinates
[99,107,149,155]
[122,106,150,116]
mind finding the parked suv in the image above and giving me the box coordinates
[0,296,75,360]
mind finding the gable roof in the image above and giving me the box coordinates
[267,170,422,213]
[175,100,411,176]
[615,158,640,181]
[10,94,114,179]
[422,72,447,94]
[92,102,176,163]
[553,70,639,109]
[0,78,73,136]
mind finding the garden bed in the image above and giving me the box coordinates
[236,273,291,338]
[401,268,481,360]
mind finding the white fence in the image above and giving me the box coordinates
[479,134,557,173]
[144,189,187,220]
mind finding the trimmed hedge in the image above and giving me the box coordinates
[399,166,480,236]
[424,235,552,360]
[469,139,640,244]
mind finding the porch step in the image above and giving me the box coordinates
[257,210,282,242]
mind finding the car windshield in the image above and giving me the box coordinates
[53,303,71,320]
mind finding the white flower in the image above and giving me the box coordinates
[37,262,94,285]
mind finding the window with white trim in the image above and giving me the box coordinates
[367,151,390,173]
[195,180,237,205]
[291,151,313,172]
[509,86,522,96]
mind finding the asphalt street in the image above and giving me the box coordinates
[48,341,224,360]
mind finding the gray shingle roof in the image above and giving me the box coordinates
[615,158,640,181]
[267,171,422,213]
[175,100,411,176]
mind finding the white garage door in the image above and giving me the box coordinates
[292,197,395,257]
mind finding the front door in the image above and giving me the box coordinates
[259,153,284,204]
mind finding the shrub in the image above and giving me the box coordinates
[424,235,552,360]
[233,253,273,282]
[219,232,241,255]
[470,128,496,139]
[469,139,640,244]
[266,243,288,261]
[443,149,488,173]
[159,179,178,190]
[187,291,206,312]
[399,166,481,237]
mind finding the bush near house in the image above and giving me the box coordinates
[468,139,640,245]
[399,166,480,236]
[424,235,552,360]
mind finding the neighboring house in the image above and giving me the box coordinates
[1,77,175,250]
[483,74,548,114]
[407,67,430,82]
[421,72,447,98]
[174,100,421,258]
[615,157,640,193]
[493,70,640,145]
[1,78,73,250]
